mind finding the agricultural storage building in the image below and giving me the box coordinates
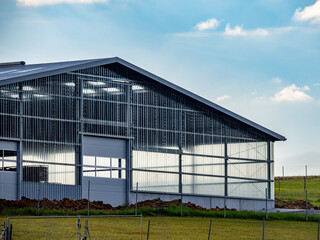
[0,58,285,210]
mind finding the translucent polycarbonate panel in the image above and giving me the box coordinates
[228,159,268,180]
[182,155,224,176]
[83,156,95,166]
[23,162,76,185]
[23,142,76,165]
[96,168,111,178]
[4,150,17,161]
[270,142,274,161]
[228,141,268,160]
[96,157,110,167]
[111,158,119,168]
[132,150,179,173]
[228,179,268,199]
[83,167,95,177]
[132,170,179,193]
[270,161,274,199]
[3,160,17,171]
[182,175,224,196]
[183,135,224,157]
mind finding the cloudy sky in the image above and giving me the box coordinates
[1,0,320,176]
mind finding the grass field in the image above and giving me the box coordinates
[274,176,320,207]
[1,216,319,240]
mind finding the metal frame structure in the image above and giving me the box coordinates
[0,58,285,205]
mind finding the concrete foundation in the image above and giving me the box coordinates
[129,191,274,211]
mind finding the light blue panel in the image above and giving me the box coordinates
[21,182,81,200]
[82,136,127,158]
[82,176,126,207]
[0,140,17,150]
[0,172,17,200]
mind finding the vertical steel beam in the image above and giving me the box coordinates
[126,85,132,204]
[78,76,84,189]
[267,141,271,199]
[224,133,228,198]
[126,140,131,204]
[179,146,182,193]
[17,82,23,200]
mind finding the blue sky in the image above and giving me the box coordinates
[1,0,320,176]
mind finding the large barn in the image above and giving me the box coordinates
[0,58,285,210]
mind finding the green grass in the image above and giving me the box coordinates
[1,216,319,240]
[2,205,320,222]
[274,176,320,207]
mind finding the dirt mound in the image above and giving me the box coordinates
[0,197,236,213]
[275,198,317,210]
[0,197,113,212]
[130,198,236,211]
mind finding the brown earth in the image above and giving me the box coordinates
[130,198,236,211]
[275,198,317,210]
[0,197,236,213]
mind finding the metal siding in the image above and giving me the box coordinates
[0,140,17,150]
[83,136,127,158]
[82,177,126,206]
[0,172,17,200]
[21,182,81,200]
[0,57,285,141]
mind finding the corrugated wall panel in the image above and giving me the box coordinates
[82,176,126,206]
[21,182,81,200]
[0,172,17,200]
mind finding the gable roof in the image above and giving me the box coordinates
[0,57,286,141]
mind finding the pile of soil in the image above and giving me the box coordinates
[130,198,236,211]
[0,197,114,212]
[275,198,318,210]
[0,197,236,213]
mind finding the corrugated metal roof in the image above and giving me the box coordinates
[0,57,286,141]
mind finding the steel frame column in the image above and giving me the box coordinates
[78,77,84,188]
[17,82,23,200]
[267,141,271,199]
[224,139,228,197]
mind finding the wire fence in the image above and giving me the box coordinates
[1,215,320,240]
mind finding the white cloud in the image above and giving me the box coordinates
[271,84,313,103]
[16,0,108,6]
[293,0,320,24]
[313,83,320,87]
[216,95,231,102]
[224,24,269,37]
[250,91,257,95]
[194,18,220,31]
[272,77,282,84]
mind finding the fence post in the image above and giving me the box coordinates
[3,221,6,240]
[140,215,143,240]
[278,176,280,192]
[224,196,226,218]
[208,219,212,240]
[77,216,81,240]
[87,180,90,216]
[135,182,138,216]
[306,189,308,221]
[37,183,40,216]
[147,219,150,240]
[317,218,319,240]
[180,189,183,217]
[282,166,284,177]
[265,188,268,220]
[262,217,265,240]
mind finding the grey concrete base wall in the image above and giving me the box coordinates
[0,172,17,200]
[21,182,82,200]
[130,192,274,211]
[82,177,126,207]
